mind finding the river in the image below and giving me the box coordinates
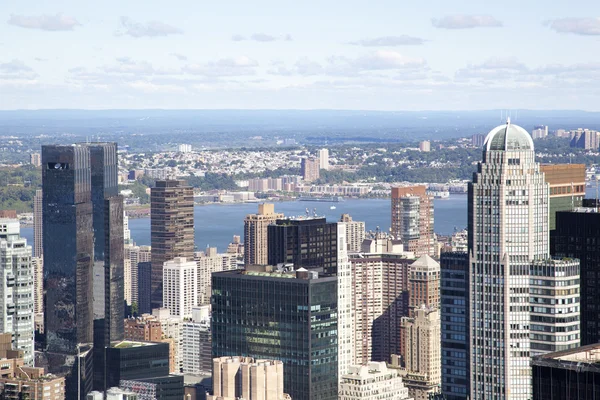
[20,195,469,252]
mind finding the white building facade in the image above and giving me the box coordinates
[0,219,35,366]
[469,121,549,399]
[163,257,198,320]
[337,222,355,382]
[339,362,412,400]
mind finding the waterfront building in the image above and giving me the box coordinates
[439,252,469,400]
[42,144,95,398]
[212,266,338,400]
[532,343,600,400]
[531,125,548,139]
[162,257,198,320]
[552,208,600,345]
[267,216,338,274]
[319,148,329,170]
[339,362,411,400]
[301,157,320,182]
[569,129,600,150]
[195,247,237,305]
[399,307,442,400]
[391,186,435,257]
[340,213,365,252]
[540,164,585,231]
[150,180,194,309]
[0,220,35,366]
[209,356,289,400]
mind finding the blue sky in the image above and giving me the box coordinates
[1,0,600,110]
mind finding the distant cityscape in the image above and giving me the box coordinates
[0,117,600,400]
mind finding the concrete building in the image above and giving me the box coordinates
[152,308,183,373]
[243,203,283,266]
[540,164,586,231]
[399,307,441,400]
[178,144,192,153]
[339,362,411,400]
[530,259,580,356]
[467,120,579,399]
[209,356,289,400]
[569,129,600,150]
[301,157,320,182]
[391,186,435,257]
[195,247,237,305]
[349,251,411,364]
[151,180,194,309]
[531,125,548,139]
[124,317,162,343]
[182,307,211,375]
[532,343,600,400]
[0,220,35,366]
[32,256,44,332]
[30,152,41,167]
[163,257,198,320]
[419,141,431,152]
[212,266,338,400]
[319,148,329,170]
[125,244,151,306]
[33,189,42,258]
[0,351,65,400]
[336,223,354,388]
[408,255,440,314]
[340,214,365,252]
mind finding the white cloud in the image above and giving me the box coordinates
[169,53,188,61]
[232,33,292,42]
[349,35,426,46]
[118,16,183,38]
[0,59,37,80]
[432,15,502,29]
[546,18,600,36]
[183,56,259,77]
[251,33,277,42]
[7,13,81,31]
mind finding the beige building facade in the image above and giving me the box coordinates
[243,203,283,266]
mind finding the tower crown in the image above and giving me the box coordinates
[483,119,534,151]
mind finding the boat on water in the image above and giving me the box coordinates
[298,195,345,202]
[330,205,336,210]
[427,190,450,199]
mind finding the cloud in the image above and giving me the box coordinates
[546,18,600,36]
[351,50,426,70]
[349,35,426,46]
[118,16,183,38]
[269,58,324,76]
[432,15,502,29]
[232,33,292,42]
[0,59,37,80]
[170,53,188,61]
[183,56,258,77]
[7,13,81,31]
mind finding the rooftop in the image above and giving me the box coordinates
[113,340,155,349]
[484,119,534,152]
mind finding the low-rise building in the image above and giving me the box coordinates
[339,361,412,400]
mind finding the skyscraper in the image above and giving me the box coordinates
[0,219,35,366]
[468,120,550,399]
[212,266,338,400]
[150,180,194,309]
[319,148,329,170]
[301,157,320,182]
[33,189,43,258]
[163,257,198,320]
[243,203,283,266]
[391,186,435,257]
[540,164,585,231]
[552,209,600,345]
[408,254,440,314]
[267,216,338,274]
[339,213,365,252]
[42,144,94,399]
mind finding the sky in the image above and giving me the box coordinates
[1,1,600,110]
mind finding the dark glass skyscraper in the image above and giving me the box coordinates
[42,144,94,399]
[440,252,469,400]
[267,216,338,274]
[551,209,600,345]
[212,267,338,400]
[150,180,194,309]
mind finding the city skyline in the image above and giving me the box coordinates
[2,1,600,110]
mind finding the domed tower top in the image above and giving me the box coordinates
[483,117,534,151]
